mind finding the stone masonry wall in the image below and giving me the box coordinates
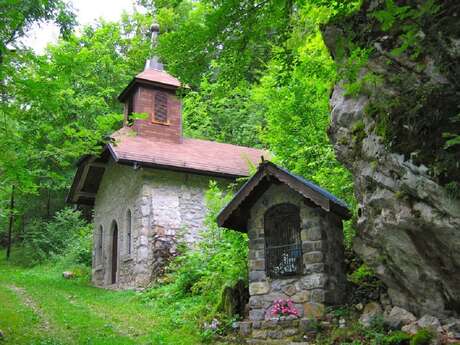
[93,159,230,288]
[246,184,346,322]
[92,160,143,287]
[238,184,346,343]
[138,169,230,283]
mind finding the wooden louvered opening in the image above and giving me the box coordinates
[264,203,302,278]
[154,91,168,123]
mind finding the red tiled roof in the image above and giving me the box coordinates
[110,128,269,177]
[135,69,181,88]
[118,69,181,101]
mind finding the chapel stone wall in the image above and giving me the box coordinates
[138,169,230,283]
[92,160,230,288]
[92,160,143,287]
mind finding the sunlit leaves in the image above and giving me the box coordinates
[0,0,76,61]
[0,14,151,225]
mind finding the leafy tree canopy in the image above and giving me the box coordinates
[0,11,152,240]
[0,0,76,65]
[149,0,358,206]
[0,0,363,248]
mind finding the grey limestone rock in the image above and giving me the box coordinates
[417,315,441,331]
[62,271,75,279]
[359,302,383,328]
[322,0,460,318]
[384,306,417,329]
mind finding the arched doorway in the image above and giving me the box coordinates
[111,221,118,284]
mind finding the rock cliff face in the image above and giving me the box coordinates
[322,0,460,318]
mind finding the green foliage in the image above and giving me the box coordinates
[341,47,372,96]
[443,113,460,156]
[154,0,294,87]
[0,0,76,61]
[383,331,412,345]
[372,0,412,31]
[0,0,363,254]
[368,314,386,333]
[315,317,413,345]
[63,227,93,267]
[0,13,152,249]
[12,208,91,266]
[317,317,390,345]
[351,120,366,143]
[252,20,355,212]
[445,181,460,200]
[183,78,263,147]
[372,0,440,58]
[143,182,247,339]
[410,329,434,345]
[328,305,353,319]
[349,264,375,285]
[125,0,361,247]
[444,132,460,149]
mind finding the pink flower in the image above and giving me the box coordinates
[270,299,300,318]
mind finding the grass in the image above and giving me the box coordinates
[0,251,225,345]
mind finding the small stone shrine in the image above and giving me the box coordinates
[217,161,351,343]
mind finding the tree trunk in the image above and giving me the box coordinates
[46,189,51,219]
[6,185,15,260]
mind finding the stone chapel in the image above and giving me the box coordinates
[67,25,267,288]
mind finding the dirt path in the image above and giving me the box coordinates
[7,284,51,332]
[63,292,143,338]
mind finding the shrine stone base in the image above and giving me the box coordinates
[236,318,317,345]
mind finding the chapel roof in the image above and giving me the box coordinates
[217,161,351,232]
[67,128,268,205]
[109,127,267,177]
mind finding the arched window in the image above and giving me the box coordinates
[126,209,132,255]
[111,220,118,284]
[96,225,103,265]
[154,91,168,123]
[264,203,302,278]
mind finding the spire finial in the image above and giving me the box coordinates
[145,22,164,71]
[150,23,160,46]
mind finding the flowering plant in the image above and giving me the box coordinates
[270,299,300,318]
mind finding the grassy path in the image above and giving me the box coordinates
[0,257,207,345]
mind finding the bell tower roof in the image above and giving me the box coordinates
[118,23,181,101]
[118,69,181,102]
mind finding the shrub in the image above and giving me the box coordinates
[143,181,248,338]
[61,223,92,266]
[15,208,91,266]
[369,314,386,333]
[327,322,366,344]
[410,329,434,345]
[383,331,412,345]
[349,264,375,285]
[164,181,248,300]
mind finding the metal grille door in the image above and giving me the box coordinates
[264,203,302,278]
